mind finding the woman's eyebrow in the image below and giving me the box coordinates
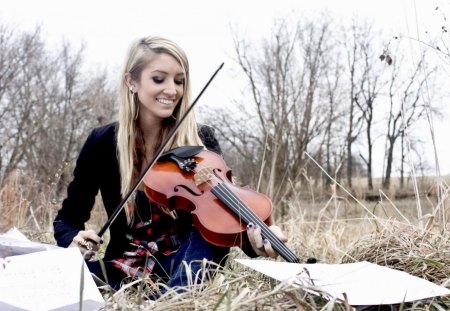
[150,70,185,77]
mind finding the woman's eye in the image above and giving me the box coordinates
[175,79,185,86]
[152,77,164,84]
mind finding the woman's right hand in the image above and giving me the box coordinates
[69,229,102,260]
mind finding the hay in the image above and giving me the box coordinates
[342,220,450,285]
[104,265,349,311]
[341,219,450,310]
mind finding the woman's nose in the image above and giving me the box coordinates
[163,82,177,96]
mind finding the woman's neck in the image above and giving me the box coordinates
[138,116,162,144]
[137,115,165,161]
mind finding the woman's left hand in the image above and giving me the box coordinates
[246,223,288,258]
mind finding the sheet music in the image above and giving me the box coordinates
[0,247,104,310]
[236,259,450,305]
[0,227,59,257]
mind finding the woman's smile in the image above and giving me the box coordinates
[156,97,175,105]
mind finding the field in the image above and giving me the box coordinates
[1,172,449,310]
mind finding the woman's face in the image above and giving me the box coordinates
[134,53,184,123]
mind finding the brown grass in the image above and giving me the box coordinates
[342,219,450,284]
[1,171,449,310]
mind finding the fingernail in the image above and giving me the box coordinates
[263,238,269,245]
[246,223,253,230]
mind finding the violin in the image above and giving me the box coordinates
[142,146,300,263]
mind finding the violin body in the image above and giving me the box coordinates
[143,149,273,247]
[143,146,300,263]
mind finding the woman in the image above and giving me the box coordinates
[53,36,287,289]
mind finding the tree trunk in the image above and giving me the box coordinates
[383,137,395,189]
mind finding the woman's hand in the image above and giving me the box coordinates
[246,223,288,258]
[69,229,102,260]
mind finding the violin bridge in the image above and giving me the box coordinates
[194,167,213,186]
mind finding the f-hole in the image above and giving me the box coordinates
[212,168,224,183]
[174,185,203,196]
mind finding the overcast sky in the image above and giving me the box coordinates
[1,0,449,176]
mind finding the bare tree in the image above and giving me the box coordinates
[207,18,334,213]
[383,51,435,189]
[342,20,366,189]
[353,23,388,190]
[0,26,46,184]
[0,24,22,106]
[0,23,117,197]
[321,53,346,186]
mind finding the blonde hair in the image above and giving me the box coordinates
[118,36,204,224]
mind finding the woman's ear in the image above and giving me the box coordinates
[124,73,136,90]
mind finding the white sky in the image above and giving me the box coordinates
[1,0,449,176]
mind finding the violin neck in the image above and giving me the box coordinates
[211,183,300,263]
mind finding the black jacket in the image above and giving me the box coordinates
[53,122,231,261]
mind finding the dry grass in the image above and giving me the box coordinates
[342,219,450,284]
[98,255,353,310]
[1,171,449,310]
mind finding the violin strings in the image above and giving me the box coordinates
[190,161,247,247]
[192,160,298,262]
[214,184,299,263]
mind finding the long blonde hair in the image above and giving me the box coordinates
[118,36,203,225]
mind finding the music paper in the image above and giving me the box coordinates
[0,247,104,311]
[235,259,450,305]
[0,227,59,257]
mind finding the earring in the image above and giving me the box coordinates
[129,85,136,93]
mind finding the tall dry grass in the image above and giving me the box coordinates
[0,168,108,243]
[1,165,449,310]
